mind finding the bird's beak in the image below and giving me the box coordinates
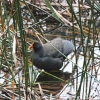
[28,42,34,50]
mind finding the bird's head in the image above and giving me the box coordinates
[28,40,43,51]
[29,40,44,57]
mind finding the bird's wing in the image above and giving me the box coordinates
[43,38,63,57]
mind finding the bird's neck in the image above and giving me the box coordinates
[34,48,44,57]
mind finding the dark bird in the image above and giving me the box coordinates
[29,37,74,71]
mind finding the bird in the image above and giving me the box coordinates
[29,37,74,71]
[29,39,64,71]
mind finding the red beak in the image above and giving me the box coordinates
[28,42,34,49]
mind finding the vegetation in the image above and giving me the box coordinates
[0,0,100,99]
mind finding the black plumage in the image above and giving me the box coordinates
[29,38,74,71]
[32,56,63,71]
[31,40,44,57]
[43,38,74,59]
